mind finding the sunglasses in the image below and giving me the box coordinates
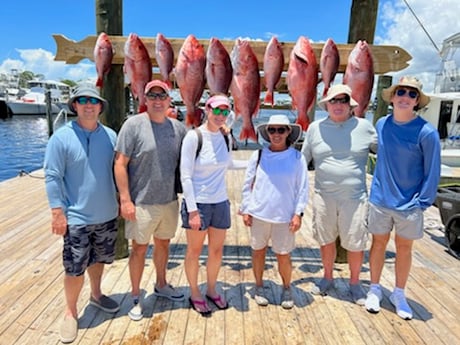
[267,127,288,135]
[329,96,350,104]
[211,107,230,116]
[76,97,101,105]
[395,88,418,99]
[146,92,168,100]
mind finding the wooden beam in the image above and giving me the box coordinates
[53,34,411,75]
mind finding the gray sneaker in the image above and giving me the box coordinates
[350,284,366,306]
[89,295,120,313]
[281,287,294,309]
[154,283,185,302]
[128,297,143,321]
[311,278,334,296]
[254,286,269,306]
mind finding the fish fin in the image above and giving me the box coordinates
[264,92,274,107]
[164,79,173,89]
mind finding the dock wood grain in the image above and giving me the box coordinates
[0,150,458,345]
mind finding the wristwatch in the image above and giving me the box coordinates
[297,212,304,217]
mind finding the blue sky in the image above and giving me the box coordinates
[0,0,459,92]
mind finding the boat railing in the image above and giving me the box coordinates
[53,108,68,131]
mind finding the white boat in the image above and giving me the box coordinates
[0,79,71,117]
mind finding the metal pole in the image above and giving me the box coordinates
[45,90,53,137]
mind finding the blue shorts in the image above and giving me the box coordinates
[181,200,231,230]
[63,218,118,276]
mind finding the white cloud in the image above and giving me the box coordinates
[376,0,460,92]
[0,48,95,83]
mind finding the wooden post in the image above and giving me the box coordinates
[96,0,128,259]
[333,0,380,264]
[374,75,393,125]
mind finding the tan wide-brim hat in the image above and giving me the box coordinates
[257,114,302,143]
[317,84,359,110]
[68,84,108,114]
[382,76,430,108]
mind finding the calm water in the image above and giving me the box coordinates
[0,116,52,181]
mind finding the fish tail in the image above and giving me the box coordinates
[138,104,147,113]
[96,78,103,88]
[239,126,258,142]
[264,91,274,107]
[296,116,310,131]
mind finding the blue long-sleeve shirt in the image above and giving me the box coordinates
[370,114,441,211]
[44,121,118,225]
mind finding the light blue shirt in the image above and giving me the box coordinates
[44,121,118,225]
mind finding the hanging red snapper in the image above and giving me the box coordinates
[287,36,318,131]
[155,33,174,88]
[343,40,374,117]
[230,39,260,141]
[175,34,206,127]
[319,38,340,97]
[124,33,152,113]
[205,37,233,95]
[94,32,114,88]
[263,36,284,107]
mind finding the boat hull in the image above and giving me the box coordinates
[5,100,62,115]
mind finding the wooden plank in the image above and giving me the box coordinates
[53,34,411,75]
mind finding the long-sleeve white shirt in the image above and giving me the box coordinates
[240,147,309,223]
[180,126,246,212]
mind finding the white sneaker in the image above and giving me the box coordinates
[254,286,269,306]
[390,292,413,320]
[281,288,294,309]
[365,288,382,314]
[128,298,143,321]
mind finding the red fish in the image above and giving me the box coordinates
[230,39,260,141]
[343,40,374,117]
[155,33,174,88]
[124,33,152,113]
[286,36,318,131]
[175,34,206,127]
[94,32,114,88]
[263,36,284,107]
[319,38,340,97]
[205,37,233,95]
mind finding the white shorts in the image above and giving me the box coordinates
[125,200,179,244]
[250,217,295,255]
[312,192,369,251]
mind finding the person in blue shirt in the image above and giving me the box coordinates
[365,76,441,320]
[44,84,119,343]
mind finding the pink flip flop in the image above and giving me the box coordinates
[206,294,229,310]
[189,297,212,316]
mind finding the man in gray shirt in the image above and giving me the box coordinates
[301,84,377,304]
[114,80,187,321]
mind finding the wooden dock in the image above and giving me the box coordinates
[0,150,459,345]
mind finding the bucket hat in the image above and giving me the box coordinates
[317,84,359,110]
[382,76,430,108]
[68,84,108,114]
[257,114,302,143]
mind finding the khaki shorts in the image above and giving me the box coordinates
[125,200,179,244]
[368,202,424,240]
[312,192,369,251]
[251,217,295,255]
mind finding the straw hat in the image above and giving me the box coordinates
[382,76,430,108]
[68,84,108,114]
[257,114,302,143]
[317,84,359,110]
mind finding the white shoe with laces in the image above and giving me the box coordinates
[128,297,143,321]
[365,288,382,314]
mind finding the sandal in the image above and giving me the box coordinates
[206,294,229,310]
[189,297,212,316]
